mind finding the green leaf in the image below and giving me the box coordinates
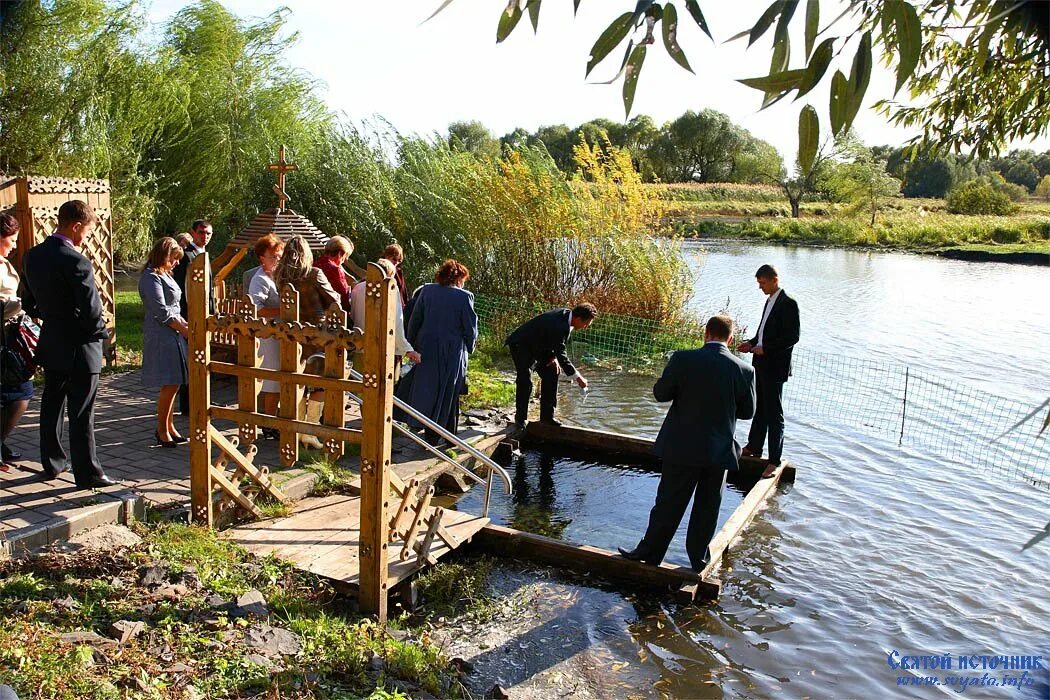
[844,31,872,133]
[804,0,819,57]
[683,0,712,39]
[662,4,693,72]
[423,0,457,23]
[770,34,790,75]
[798,105,819,175]
[829,69,848,136]
[893,0,920,95]
[496,3,524,43]
[574,0,582,13]
[586,11,634,77]
[774,0,799,43]
[749,1,783,47]
[738,68,805,93]
[527,0,541,32]
[796,37,833,98]
[622,44,647,116]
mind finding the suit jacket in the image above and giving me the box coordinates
[173,245,213,317]
[505,308,577,376]
[21,236,109,374]
[747,289,800,383]
[652,343,756,471]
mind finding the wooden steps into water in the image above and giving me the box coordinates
[229,494,488,588]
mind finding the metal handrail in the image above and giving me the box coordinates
[346,368,512,504]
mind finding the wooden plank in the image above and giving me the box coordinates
[523,422,657,463]
[278,284,302,466]
[417,508,443,566]
[399,487,433,561]
[358,262,397,622]
[187,253,213,526]
[389,480,419,539]
[211,362,364,395]
[699,464,786,580]
[210,428,288,503]
[208,465,263,518]
[235,297,260,444]
[211,406,362,445]
[473,524,719,598]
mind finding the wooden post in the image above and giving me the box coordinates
[236,297,260,445]
[321,306,349,460]
[277,284,303,467]
[359,262,397,622]
[187,253,213,526]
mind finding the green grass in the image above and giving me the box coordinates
[107,290,144,374]
[0,521,464,699]
[463,345,515,412]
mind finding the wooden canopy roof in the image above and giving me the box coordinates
[227,207,328,250]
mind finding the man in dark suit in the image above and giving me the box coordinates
[737,264,801,478]
[172,219,212,415]
[619,314,756,571]
[505,303,597,429]
[21,200,115,488]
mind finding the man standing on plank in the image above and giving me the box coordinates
[619,314,755,571]
[737,264,801,478]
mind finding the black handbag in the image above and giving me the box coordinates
[1,315,39,385]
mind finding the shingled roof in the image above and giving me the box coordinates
[227,207,329,250]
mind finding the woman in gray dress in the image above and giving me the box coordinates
[139,237,189,447]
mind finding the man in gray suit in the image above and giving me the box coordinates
[619,314,756,571]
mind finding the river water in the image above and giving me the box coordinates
[448,242,1050,698]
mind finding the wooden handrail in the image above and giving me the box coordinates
[211,406,363,444]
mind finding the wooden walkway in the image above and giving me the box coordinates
[229,494,488,587]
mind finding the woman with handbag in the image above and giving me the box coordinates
[0,213,33,472]
[138,237,190,447]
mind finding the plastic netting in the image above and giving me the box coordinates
[475,294,1050,490]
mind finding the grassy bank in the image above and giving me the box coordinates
[654,184,1050,260]
[0,520,481,699]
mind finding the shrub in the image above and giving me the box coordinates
[946,181,1017,215]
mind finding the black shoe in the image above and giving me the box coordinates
[42,464,69,480]
[618,546,656,564]
[1,445,21,462]
[171,434,189,444]
[154,431,178,448]
[538,417,562,427]
[261,428,279,441]
[79,475,118,489]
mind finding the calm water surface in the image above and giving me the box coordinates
[449,243,1050,699]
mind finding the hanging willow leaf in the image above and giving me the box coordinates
[893,0,921,95]
[423,0,457,23]
[738,68,805,93]
[770,34,790,75]
[798,105,819,175]
[683,0,712,39]
[843,31,872,133]
[496,3,524,43]
[574,0,582,13]
[796,37,834,99]
[774,0,799,43]
[830,69,849,136]
[622,44,647,116]
[527,0,541,32]
[586,12,634,77]
[804,0,819,57]
[749,1,783,47]
[662,4,693,72]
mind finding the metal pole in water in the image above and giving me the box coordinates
[482,470,494,517]
[899,367,910,446]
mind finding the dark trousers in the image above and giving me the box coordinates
[510,344,558,424]
[637,464,726,571]
[747,371,785,463]
[39,368,105,485]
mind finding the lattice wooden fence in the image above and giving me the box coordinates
[0,176,117,362]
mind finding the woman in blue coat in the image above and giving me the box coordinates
[398,259,477,441]
[139,237,189,447]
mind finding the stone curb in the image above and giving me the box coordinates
[0,490,143,560]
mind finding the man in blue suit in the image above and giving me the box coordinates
[619,314,756,571]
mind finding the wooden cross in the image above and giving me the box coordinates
[267,144,298,210]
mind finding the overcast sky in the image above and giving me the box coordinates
[146,0,1050,163]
